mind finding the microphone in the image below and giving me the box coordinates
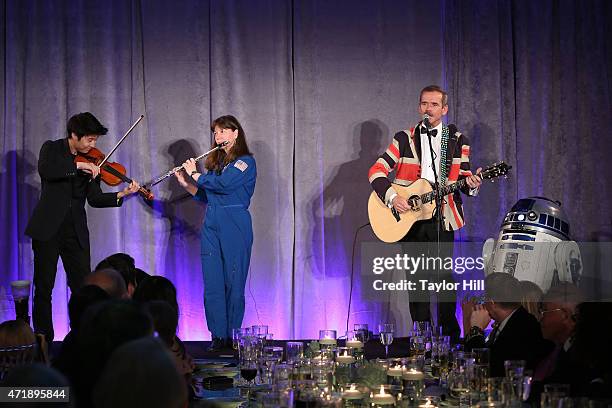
[422,114,432,129]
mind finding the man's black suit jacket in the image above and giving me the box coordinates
[25,138,121,249]
[466,306,548,377]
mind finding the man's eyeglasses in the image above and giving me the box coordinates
[538,307,564,317]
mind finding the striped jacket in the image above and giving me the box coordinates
[368,122,474,231]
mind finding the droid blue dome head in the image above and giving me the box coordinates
[501,196,571,241]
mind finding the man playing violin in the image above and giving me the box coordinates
[25,112,140,343]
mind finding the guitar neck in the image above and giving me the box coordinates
[421,178,469,204]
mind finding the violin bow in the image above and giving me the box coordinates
[98,115,145,168]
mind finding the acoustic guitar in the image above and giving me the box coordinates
[367,162,511,242]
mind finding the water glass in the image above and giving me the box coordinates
[251,325,269,335]
[412,320,431,336]
[431,341,451,382]
[272,363,292,389]
[286,341,304,364]
[409,335,426,357]
[354,323,370,342]
[504,359,525,379]
[473,348,490,366]
[541,383,570,408]
[239,335,258,361]
[485,377,505,404]
[232,327,249,350]
[501,377,522,406]
[448,369,471,407]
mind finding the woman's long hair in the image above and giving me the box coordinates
[205,115,252,172]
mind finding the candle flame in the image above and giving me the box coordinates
[350,384,356,391]
[379,385,386,395]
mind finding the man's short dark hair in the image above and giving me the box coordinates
[133,276,179,314]
[420,85,448,106]
[66,112,108,139]
[485,272,521,309]
[95,253,137,289]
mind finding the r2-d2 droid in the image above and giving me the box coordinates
[482,197,582,293]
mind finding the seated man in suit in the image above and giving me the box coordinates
[465,272,548,377]
[536,283,583,379]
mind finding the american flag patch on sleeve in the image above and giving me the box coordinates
[234,160,248,172]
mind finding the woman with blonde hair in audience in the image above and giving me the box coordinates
[0,319,39,379]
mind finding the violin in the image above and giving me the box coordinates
[75,147,154,201]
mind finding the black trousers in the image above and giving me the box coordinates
[401,217,460,342]
[32,213,90,342]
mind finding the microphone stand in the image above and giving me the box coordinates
[424,120,444,333]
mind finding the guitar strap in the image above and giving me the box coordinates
[439,124,449,187]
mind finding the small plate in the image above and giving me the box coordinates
[197,367,239,378]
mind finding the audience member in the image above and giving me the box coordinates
[94,253,137,297]
[71,300,153,407]
[144,301,195,384]
[83,268,127,299]
[53,285,110,381]
[1,363,71,408]
[0,319,38,378]
[569,301,612,398]
[134,267,150,286]
[92,337,187,408]
[0,319,36,348]
[464,272,548,376]
[133,276,179,313]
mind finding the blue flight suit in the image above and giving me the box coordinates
[193,155,256,340]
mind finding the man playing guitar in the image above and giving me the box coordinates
[368,85,482,340]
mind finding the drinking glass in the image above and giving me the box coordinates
[286,341,304,364]
[252,325,269,335]
[504,360,525,379]
[541,383,570,408]
[232,327,250,350]
[354,324,370,342]
[409,335,426,357]
[431,338,451,383]
[260,346,283,385]
[240,359,258,387]
[412,320,431,336]
[473,348,490,366]
[378,323,394,359]
[448,369,471,407]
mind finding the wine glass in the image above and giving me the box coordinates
[240,358,258,388]
[378,323,394,359]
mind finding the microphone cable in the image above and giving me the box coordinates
[346,222,372,333]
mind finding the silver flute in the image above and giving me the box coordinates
[145,141,228,188]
